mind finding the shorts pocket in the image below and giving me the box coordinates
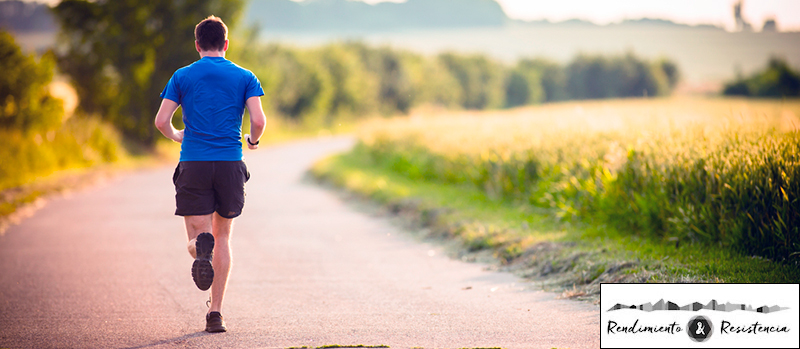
[241,161,250,183]
[172,163,182,186]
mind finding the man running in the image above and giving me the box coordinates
[154,15,266,333]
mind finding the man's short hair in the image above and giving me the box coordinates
[195,15,228,51]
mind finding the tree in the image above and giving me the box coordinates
[517,58,567,102]
[237,44,333,122]
[658,59,680,90]
[316,44,379,120]
[0,30,62,132]
[438,52,506,109]
[505,64,543,107]
[565,53,672,100]
[723,57,800,98]
[52,0,243,144]
[345,43,417,115]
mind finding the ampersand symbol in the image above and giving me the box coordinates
[696,321,705,335]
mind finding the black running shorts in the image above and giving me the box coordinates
[172,161,250,219]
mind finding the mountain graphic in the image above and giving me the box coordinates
[608,299,789,313]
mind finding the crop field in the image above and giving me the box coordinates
[353,97,800,263]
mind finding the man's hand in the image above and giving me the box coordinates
[245,96,266,150]
[173,129,184,143]
[245,134,259,150]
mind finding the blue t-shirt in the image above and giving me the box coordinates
[160,56,264,161]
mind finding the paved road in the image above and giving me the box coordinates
[0,137,599,349]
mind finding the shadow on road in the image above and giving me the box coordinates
[122,331,213,349]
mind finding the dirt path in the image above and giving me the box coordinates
[0,136,599,349]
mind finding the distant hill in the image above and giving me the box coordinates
[245,0,508,32]
[615,18,723,30]
[0,0,56,32]
[513,17,723,31]
[0,0,727,35]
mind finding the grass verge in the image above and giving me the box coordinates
[311,147,800,303]
[0,134,176,236]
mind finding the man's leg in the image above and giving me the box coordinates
[184,214,212,259]
[208,212,233,314]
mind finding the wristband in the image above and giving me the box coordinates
[247,137,259,146]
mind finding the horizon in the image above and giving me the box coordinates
[325,0,800,32]
[14,0,800,32]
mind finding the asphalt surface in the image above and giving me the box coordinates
[0,136,599,349]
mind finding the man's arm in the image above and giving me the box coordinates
[154,99,183,143]
[244,96,267,150]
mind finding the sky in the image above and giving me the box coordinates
[24,0,800,31]
[364,0,800,31]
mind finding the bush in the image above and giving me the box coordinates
[518,58,567,102]
[0,30,62,132]
[0,30,122,191]
[236,44,334,123]
[317,44,380,120]
[0,116,123,191]
[723,57,800,98]
[438,52,506,109]
[566,53,671,99]
[345,43,418,114]
[505,62,543,107]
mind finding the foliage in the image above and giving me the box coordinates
[438,52,506,109]
[0,30,123,192]
[313,143,800,284]
[230,42,466,125]
[354,98,800,263]
[344,43,410,114]
[658,58,680,90]
[231,42,332,123]
[723,57,800,98]
[317,44,380,119]
[516,58,567,103]
[237,45,678,121]
[565,53,671,99]
[505,61,543,107]
[51,0,244,144]
[47,0,681,140]
[0,30,62,131]
[0,116,122,192]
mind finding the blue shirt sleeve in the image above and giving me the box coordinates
[160,73,181,104]
[244,71,265,100]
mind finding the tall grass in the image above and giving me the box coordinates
[356,97,800,262]
[0,116,122,192]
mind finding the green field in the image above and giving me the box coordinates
[313,97,800,292]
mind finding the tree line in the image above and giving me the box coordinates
[35,0,680,146]
[723,57,800,98]
[234,43,680,127]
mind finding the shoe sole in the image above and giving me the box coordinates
[205,325,227,333]
[192,232,215,291]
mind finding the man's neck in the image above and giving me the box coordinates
[199,51,225,58]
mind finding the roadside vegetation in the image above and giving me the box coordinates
[723,57,800,98]
[312,97,800,297]
[50,1,679,146]
[1,31,129,232]
[2,0,680,230]
[5,2,798,280]
[0,31,122,193]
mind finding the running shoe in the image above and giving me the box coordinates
[192,232,215,291]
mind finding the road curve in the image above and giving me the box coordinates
[0,136,599,349]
